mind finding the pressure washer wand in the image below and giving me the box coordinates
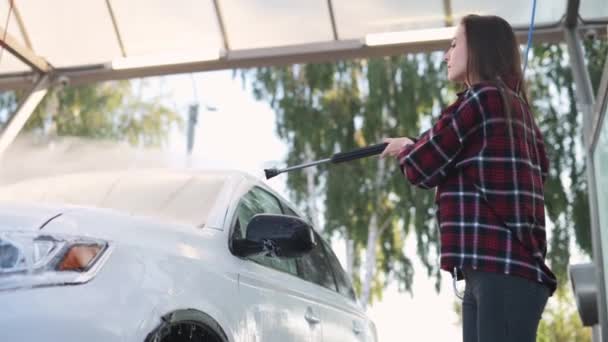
[264,142,388,180]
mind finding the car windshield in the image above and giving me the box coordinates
[0,170,228,227]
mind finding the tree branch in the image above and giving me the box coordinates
[376,214,393,240]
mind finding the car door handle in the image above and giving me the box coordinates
[352,321,363,335]
[304,307,320,325]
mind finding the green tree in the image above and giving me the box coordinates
[1,79,181,147]
[527,39,607,281]
[244,37,607,305]
[451,286,591,342]
[536,286,592,342]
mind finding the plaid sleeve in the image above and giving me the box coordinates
[398,89,488,189]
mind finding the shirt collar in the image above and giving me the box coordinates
[458,76,520,97]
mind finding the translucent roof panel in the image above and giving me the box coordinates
[451,0,567,27]
[15,0,122,67]
[110,0,222,58]
[333,0,446,40]
[220,0,334,49]
[580,0,608,23]
[0,0,606,90]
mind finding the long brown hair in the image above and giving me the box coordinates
[461,15,529,143]
[461,14,529,105]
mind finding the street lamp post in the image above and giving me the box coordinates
[186,103,217,159]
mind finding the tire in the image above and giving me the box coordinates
[145,309,228,342]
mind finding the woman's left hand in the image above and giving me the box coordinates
[380,137,414,158]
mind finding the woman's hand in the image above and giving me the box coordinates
[380,137,414,158]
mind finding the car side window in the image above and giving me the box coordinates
[233,187,283,237]
[321,240,357,301]
[282,205,299,217]
[296,232,337,291]
[232,187,298,276]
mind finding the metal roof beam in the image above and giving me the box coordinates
[12,2,33,50]
[565,0,580,29]
[212,0,230,52]
[0,23,605,91]
[327,0,339,40]
[105,0,127,57]
[0,25,50,73]
[0,74,49,159]
[443,0,454,27]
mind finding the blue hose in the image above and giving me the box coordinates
[522,0,537,75]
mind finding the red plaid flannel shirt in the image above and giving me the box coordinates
[398,82,557,294]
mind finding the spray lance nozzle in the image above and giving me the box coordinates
[264,142,388,180]
[264,168,280,179]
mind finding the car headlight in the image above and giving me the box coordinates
[0,232,110,291]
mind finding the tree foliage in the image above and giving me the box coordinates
[536,286,592,342]
[0,80,181,147]
[527,39,607,280]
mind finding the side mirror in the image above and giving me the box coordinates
[232,214,316,258]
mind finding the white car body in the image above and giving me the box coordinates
[0,169,377,342]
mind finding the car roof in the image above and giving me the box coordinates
[0,169,249,227]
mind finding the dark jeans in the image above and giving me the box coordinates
[462,269,550,342]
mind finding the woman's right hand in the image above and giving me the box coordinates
[380,137,414,158]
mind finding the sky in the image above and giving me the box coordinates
[152,70,463,342]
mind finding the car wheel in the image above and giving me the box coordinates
[146,309,227,342]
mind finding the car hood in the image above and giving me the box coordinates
[0,201,65,231]
[0,201,223,258]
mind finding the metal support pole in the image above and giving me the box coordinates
[565,29,595,140]
[0,74,49,159]
[186,103,198,155]
[564,24,608,342]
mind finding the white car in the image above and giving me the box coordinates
[0,169,377,342]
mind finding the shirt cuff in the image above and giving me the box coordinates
[398,139,416,160]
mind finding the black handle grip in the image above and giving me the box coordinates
[330,142,388,164]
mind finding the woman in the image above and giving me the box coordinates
[381,15,557,342]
